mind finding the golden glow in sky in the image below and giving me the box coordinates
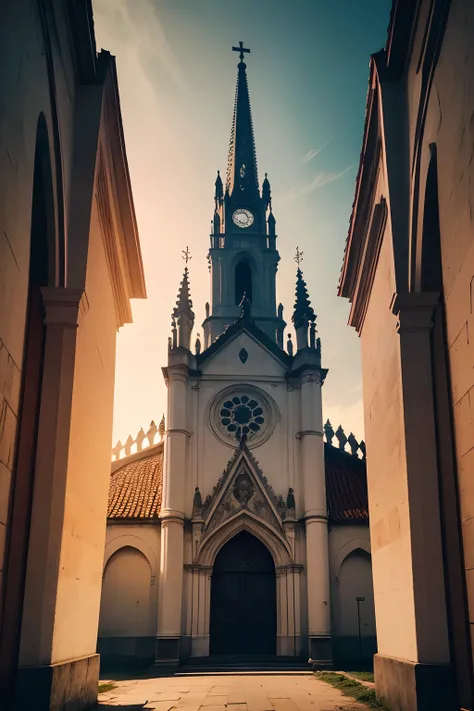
[92,0,391,449]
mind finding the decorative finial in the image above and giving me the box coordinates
[232,41,250,63]
[287,333,294,357]
[324,419,335,446]
[195,333,201,356]
[294,246,304,266]
[182,246,192,265]
[158,415,165,441]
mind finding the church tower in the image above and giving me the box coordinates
[203,42,286,348]
[157,43,332,669]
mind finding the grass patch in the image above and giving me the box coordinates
[315,672,385,709]
[98,682,117,694]
[347,671,374,683]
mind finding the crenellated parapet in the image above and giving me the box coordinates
[323,419,366,459]
[111,415,165,461]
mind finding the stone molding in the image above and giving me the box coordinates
[391,291,440,333]
[41,287,89,327]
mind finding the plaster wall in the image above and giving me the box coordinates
[430,2,474,649]
[0,0,78,622]
[49,202,117,663]
[360,226,417,661]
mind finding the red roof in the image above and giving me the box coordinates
[107,440,368,523]
[324,443,368,523]
[107,443,163,520]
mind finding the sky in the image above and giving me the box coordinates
[92,0,391,449]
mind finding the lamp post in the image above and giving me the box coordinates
[356,596,365,663]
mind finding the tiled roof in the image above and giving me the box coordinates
[107,440,368,524]
[324,443,368,523]
[107,443,163,520]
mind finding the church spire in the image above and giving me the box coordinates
[292,248,316,351]
[226,42,259,198]
[172,248,195,350]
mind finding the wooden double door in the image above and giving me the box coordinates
[209,531,276,655]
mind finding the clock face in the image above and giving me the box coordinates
[232,208,254,229]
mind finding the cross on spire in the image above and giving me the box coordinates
[294,246,304,266]
[182,246,192,265]
[232,41,250,63]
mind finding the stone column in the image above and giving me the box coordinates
[157,366,189,664]
[299,369,332,666]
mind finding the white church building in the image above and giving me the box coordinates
[98,45,375,670]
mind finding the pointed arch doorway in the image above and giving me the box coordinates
[209,531,276,655]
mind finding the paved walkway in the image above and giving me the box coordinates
[96,673,366,711]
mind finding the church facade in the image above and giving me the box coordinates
[99,47,374,668]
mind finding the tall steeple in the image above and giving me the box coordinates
[203,44,286,348]
[225,42,259,200]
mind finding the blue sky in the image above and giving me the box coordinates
[93,0,391,447]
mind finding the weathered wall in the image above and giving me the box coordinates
[49,201,118,663]
[0,0,76,626]
[433,1,474,653]
[360,226,417,662]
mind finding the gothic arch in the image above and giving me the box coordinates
[104,535,157,577]
[0,113,57,690]
[414,143,442,293]
[232,251,257,305]
[197,511,292,568]
[334,540,371,580]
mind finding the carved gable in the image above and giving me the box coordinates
[201,444,285,540]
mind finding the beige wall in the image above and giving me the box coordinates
[0,0,74,622]
[360,228,417,661]
[433,1,474,652]
[50,202,118,663]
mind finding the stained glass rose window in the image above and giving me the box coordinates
[220,394,265,441]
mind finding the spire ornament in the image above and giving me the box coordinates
[232,40,251,64]
[172,256,195,351]
[292,265,315,351]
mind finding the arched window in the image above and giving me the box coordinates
[235,260,252,305]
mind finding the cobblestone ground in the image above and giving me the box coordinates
[95,673,366,711]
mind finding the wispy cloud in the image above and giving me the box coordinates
[94,0,186,91]
[302,140,332,164]
[285,165,353,200]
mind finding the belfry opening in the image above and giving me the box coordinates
[210,531,276,655]
[235,260,253,305]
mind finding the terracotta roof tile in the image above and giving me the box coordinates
[107,440,368,524]
[324,443,368,523]
[107,443,163,520]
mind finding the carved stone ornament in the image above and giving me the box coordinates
[201,443,287,542]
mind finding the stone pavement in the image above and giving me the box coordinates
[95,673,366,711]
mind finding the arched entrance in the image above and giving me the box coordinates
[210,531,276,655]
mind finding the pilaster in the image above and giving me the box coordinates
[391,292,450,664]
[19,288,88,667]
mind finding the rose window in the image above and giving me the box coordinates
[220,395,265,441]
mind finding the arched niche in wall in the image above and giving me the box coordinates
[99,546,153,638]
[332,548,376,662]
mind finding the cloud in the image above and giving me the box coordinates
[302,140,332,164]
[93,0,186,90]
[285,165,353,200]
